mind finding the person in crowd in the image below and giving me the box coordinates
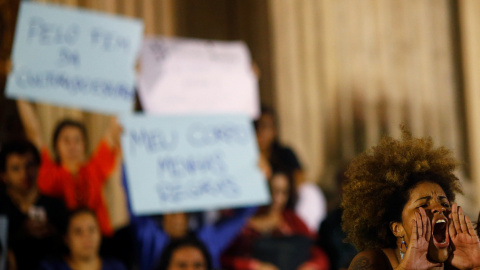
[317,165,356,270]
[16,100,121,237]
[0,140,67,270]
[155,238,213,270]
[254,106,326,232]
[134,206,256,270]
[342,129,480,269]
[221,171,330,270]
[38,208,127,270]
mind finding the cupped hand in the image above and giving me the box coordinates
[397,208,442,270]
[105,117,123,148]
[447,203,480,270]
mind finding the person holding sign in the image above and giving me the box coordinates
[16,100,121,237]
[133,207,256,270]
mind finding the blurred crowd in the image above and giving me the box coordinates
[0,101,357,270]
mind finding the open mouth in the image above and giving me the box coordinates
[432,219,449,248]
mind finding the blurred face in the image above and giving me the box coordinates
[65,212,101,260]
[168,246,207,270]
[256,113,276,151]
[2,153,38,194]
[163,213,188,239]
[401,181,452,263]
[56,126,86,164]
[270,173,290,211]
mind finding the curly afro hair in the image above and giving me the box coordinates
[341,129,462,251]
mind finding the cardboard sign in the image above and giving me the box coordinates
[121,114,270,214]
[5,1,143,113]
[138,37,260,118]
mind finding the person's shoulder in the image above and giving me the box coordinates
[282,210,311,235]
[348,249,393,270]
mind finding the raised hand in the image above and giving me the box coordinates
[447,203,480,270]
[397,208,442,270]
[104,117,123,149]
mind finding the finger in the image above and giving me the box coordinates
[459,206,468,233]
[452,203,461,233]
[419,207,429,240]
[416,210,423,237]
[448,213,457,238]
[465,215,477,237]
[423,208,432,242]
[410,219,418,244]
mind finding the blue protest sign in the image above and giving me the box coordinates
[121,114,270,215]
[6,1,143,113]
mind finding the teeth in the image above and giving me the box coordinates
[436,220,446,224]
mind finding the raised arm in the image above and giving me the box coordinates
[88,117,122,183]
[16,99,44,149]
[198,207,258,252]
[103,117,122,149]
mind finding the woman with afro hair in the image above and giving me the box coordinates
[342,129,480,270]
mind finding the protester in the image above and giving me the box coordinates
[134,207,256,270]
[0,140,67,270]
[156,238,212,270]
[222,171,329,270]
[342,129,480,269]
[16,100,121,236]
[254,106,326,232]
[38,208,127,270]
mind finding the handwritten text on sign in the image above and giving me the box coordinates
[138,37,260,118]
[121,114,270,215]
[6,2,143,113]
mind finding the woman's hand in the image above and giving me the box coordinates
[397,208,442,270]
[447,203,480,270]
[104,117,123,149]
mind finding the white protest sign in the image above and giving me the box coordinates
[5,1,143,113]
[121,114,270,215]
[138,37,260,118]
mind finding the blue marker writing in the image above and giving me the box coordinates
[129,129,179,155]
[27,17,79,46]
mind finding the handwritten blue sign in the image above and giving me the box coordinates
[5,2,143,113]
[121,114,270,215]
